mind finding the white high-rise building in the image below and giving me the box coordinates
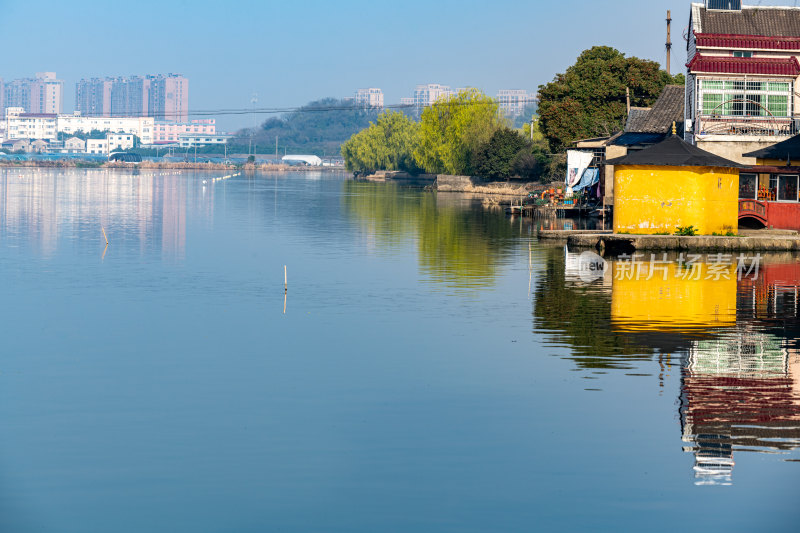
[2,72,64,115]
[354,88,384,108]
[413,84,454,112]
[496,90,537,118]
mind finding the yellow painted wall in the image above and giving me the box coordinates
[610,262,737,331]
[613,165,739,235]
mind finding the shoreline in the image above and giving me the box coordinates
[361,170,536,197]
[0,160,347,171]
[550,231,800,254]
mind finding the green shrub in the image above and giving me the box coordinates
[675,225,697,236]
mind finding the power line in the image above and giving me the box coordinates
[74,99,506,119]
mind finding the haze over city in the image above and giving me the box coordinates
[9,0,795,131]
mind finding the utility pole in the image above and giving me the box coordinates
[275,135,278,161]
[626,87,631,116]
[250,92,258,157]
[666,10,672,75]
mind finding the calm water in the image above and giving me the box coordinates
[0,168,798,532]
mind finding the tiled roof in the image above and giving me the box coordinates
[612,132,668,147]
[696,5,800,37]
[696,32,800,50]
[687,53,800,76]
[606,135,743,168]
[625,85,685,134]
[625,107,651,132]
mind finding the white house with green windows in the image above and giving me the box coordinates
[685,1,800,163]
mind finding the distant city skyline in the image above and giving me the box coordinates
[75,74,189,122]
[5,0,800,131]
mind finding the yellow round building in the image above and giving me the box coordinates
[606,135,743,235]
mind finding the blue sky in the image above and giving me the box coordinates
[2,0,800,130]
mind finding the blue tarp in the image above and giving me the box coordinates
[572,167,599,192]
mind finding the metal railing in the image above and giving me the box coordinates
[696,115,797,137]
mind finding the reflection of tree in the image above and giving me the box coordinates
[532,247,656,369]
[342,180,517,289]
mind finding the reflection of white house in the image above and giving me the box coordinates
[680,329,800,486]
[282,154,323,166]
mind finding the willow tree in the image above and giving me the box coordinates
[341,110,421,174]
[413,89,503,175]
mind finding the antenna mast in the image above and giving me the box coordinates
[666,10,672,75]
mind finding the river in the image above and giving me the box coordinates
[0,168,797,532]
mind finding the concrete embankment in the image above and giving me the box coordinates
[361,171,438,186]
[434,175,533,196]
[537,230,612,242]
[362,172,535,196]
[562,232,800,254]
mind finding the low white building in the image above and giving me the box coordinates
[57,113,154,145]
[108,133,135,152]
[62,137,86,153]
[6,107,58,141]
[177,133,232,147]
[1,139,30,152]
[30,139,49,153]
[282,154,323,166]
[86,138,108,154]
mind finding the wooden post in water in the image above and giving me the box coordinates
[284,265,287,292]
[102,227,109,245]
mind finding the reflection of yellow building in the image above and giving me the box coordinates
[607,135,741,235]
[610,261,736,330]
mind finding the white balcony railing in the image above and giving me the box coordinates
[695,115,797,137]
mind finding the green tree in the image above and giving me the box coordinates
[414,89,503,175]
[341,111,420,174]
[538,46,682,152]
[472,127,530,180]
[238,97,381,156]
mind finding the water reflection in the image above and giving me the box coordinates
[680,331,800,485]
[343,181,525,289]
[0,168,213,259]
[534,246,800,483]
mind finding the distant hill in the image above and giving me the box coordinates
[234,98,382,157]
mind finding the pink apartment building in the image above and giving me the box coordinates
[153,119,216,144]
